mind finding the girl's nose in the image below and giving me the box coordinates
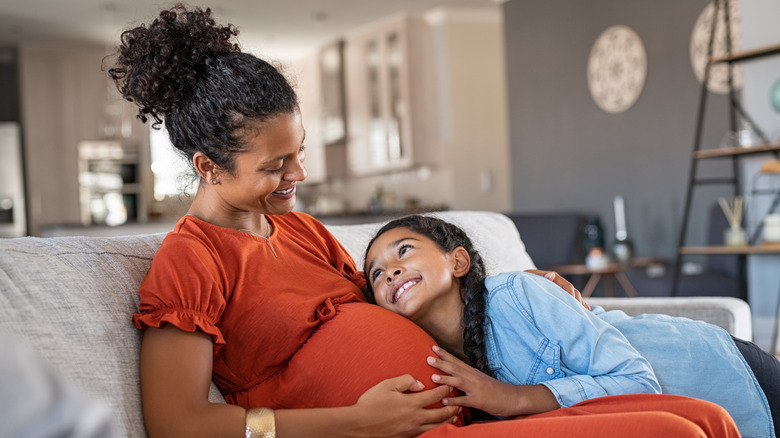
[386,268,402,282]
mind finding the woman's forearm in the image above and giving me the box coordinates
[143,401,245,438]
[144,403,372,438]
[276,406,370,438]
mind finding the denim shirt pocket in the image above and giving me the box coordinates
[525,338,564,384]
[486,321,564,385]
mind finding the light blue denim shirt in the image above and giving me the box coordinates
[484,271,774,438]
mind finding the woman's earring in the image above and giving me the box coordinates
[210,178,217,185]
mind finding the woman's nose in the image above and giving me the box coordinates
[284,160,307,182]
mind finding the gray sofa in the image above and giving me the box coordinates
[0,210,752,437]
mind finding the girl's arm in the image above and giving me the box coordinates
[490,273,661,408]
[140,325,459,438]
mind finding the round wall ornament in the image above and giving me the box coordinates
[689,0,742,94]
[587,25,648,114]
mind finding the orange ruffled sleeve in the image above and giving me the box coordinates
[133,232,228,346]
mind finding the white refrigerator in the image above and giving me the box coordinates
[0,122,26,237]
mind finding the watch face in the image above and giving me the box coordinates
[690,0,741,94]
[587,25,647,114]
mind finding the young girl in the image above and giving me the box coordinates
[364,214,779,438]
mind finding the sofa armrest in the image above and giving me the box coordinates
[587,297,752,341]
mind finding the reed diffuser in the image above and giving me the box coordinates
[718,196,746,246]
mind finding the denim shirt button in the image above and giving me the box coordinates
[546,367,555,375]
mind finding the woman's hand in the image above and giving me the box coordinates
[526,269,590,310]
[351,375,460,437]
[427,346,560,418]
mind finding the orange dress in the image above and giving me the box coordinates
[133,212,738,437]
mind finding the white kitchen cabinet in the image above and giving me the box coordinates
[344,15,437,175]
[286,53,328,184]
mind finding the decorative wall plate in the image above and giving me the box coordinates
[689,0,741,94]
[587,25,648,114]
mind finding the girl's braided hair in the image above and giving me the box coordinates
[363,215,493,376]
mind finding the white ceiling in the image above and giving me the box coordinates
[0,0,503,60]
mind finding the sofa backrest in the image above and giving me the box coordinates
[0,210,534,437]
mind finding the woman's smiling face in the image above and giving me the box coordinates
[214,110,307,216]
[365,227,464,324]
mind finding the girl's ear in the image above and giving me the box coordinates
[451,247,471,278]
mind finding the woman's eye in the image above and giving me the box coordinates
[266,164,284,174]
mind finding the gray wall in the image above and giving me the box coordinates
[504,0,780,348]
[504,0,732,260]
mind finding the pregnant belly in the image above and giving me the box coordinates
[230,302,447,410]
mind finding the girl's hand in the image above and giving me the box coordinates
[352,374,460,437]
[428,346,560,418]
[525,269,590,310]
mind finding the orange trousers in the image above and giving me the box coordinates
[228,303,738,437]
[423,394,739,437]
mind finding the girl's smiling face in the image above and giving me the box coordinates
[365,227,468,325]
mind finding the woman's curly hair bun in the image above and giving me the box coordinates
[109,3,241,125]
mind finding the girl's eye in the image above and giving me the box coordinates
[399,244,412,256]
[371,269,384,282]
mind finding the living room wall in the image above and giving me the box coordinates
[504,0,726,258]
[503,0,780,348]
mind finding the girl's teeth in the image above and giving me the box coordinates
[393,280,416,303]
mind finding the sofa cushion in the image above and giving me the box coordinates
[0,233,165,438]
[325,210,537,274]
